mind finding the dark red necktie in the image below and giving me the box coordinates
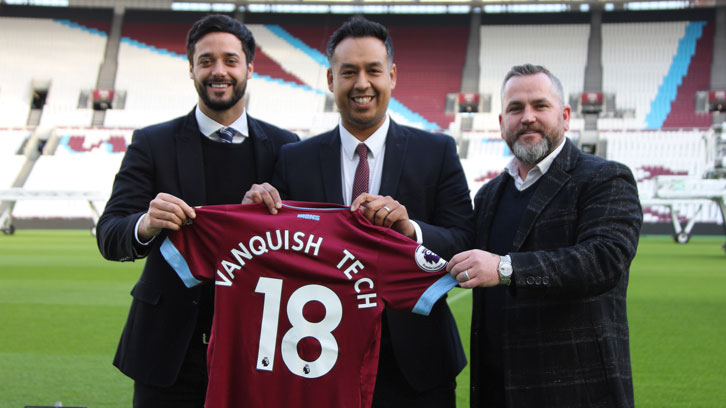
[351,143,369,202]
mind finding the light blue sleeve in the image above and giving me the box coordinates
[160,237,202,288]
[411,274,458,315]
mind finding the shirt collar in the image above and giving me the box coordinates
[339,115,390,160]
[504,137,567,184]
[195,105,249,138]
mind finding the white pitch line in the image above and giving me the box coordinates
[447,289,472,304]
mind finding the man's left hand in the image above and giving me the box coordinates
[446,249,501,289]
[351,193,415,239]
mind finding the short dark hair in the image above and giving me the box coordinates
[325,16,394,67]
[186,14,255,66]
[501,64,565,105]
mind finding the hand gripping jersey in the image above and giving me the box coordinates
[160,201,457,408]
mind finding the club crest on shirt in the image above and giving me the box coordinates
[414,245,447,273]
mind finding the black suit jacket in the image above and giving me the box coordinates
[470,140,642,407]
[271,120,473,391]
[97,109,298,387]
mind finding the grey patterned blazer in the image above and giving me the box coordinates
[470,139,642,408]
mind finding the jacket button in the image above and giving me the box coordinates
[535,277,542,285]
[526,276,535,285]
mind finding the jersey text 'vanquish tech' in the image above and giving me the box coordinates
[161,201,457,408]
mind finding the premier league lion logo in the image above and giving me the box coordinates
[414,245,447,273]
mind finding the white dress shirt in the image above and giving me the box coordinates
[338,116,423,243]
[195,105,249,143]
[339,116,389,206]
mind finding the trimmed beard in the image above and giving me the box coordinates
[196,79,246,112]
[511,134,552,166]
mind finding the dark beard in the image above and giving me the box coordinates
[197,80,246,111]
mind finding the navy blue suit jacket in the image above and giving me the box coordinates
[97,109,299,386]
[470,140,641,407]
[271,120,474,391]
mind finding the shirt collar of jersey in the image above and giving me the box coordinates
[339,115,390,161]
[504,137,566,191]
[195,105,250,140]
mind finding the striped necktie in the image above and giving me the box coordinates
[217,127,236,143]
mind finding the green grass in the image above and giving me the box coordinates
[1,231,725,407]
[0,230,138,408]
[626,235,726,407]
[448,287,472,407]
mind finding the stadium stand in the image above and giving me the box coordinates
[10,155,115,219]
[245,78,327,134]
[601,21,692,129]
[104,37,197,127]
[459,132,511,195]
[282,20,469,130]
[103,18,200,127]
[662,21,714,129]
[604,129,720,224]
[10,127,132,220]
[52,126,133,154]
[477,23,590,129]
[249,24,328,90]
[386,25,468,130]
[0,128,31,189]
[0,5,724,234]
[104,17,329,131]
[252,43,308,87]
[0,16,107,127]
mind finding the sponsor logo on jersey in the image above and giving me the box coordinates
[414,245,447,273]
[297,214,321,221]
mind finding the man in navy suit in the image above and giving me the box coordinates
[245,17,473,407]
[447,64,641,407]
[97,15,298,407]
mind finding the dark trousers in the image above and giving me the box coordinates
[474,370,506,408]
[371,342,457,408]
[133,338,208,408]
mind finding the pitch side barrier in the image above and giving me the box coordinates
[0,188,105,235]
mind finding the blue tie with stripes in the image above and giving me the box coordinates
[217,127,236,143]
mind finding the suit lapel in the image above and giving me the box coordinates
[320,128,344,204]
[511,140,578,251]
[379,120,407,196]
[177,109,206,206]
[247,115,274,183]
[477,175,509,249]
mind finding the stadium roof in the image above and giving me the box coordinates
[4,0,725,12]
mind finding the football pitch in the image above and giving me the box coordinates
[1,231,724,407]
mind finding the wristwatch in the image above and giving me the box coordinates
[498,255,513,286]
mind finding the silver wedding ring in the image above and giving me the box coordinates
[382,205,391,212]
[463,270,470,281]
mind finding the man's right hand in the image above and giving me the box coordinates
[138,193,196,241]
[242,183,282,215]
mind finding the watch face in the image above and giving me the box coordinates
[498,256,512,285]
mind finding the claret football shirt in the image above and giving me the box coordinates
[160,201,457,408]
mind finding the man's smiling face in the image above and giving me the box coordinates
[190,31,252,115]
[327,36,397,140]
